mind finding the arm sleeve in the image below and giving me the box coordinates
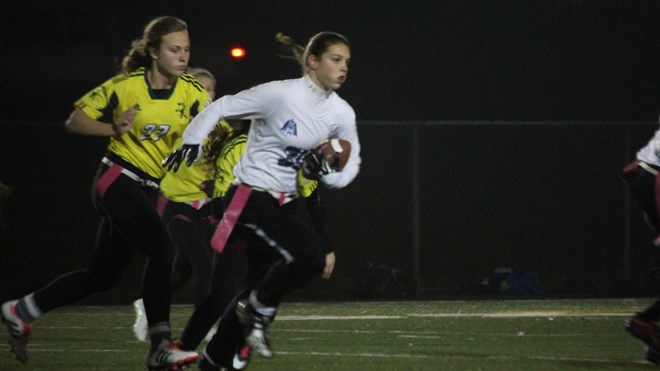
[183,82,281,144]
[305,188,333,254]
[74,78,116,122]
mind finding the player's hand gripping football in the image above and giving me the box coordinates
[301,151,332,179]
[163,144,201,172]
[302,139,350,180]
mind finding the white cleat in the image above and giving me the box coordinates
[246,326,272,358]
[132,299,148,342]
[232,344,251,369]
[235,299,274,358]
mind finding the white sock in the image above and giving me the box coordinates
[249,291,277,317]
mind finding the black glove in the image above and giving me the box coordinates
[301,151,327,180]
[163,144,200,171]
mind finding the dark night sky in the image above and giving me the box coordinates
[1,0,658,122]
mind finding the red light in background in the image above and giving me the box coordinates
[230,47,246,59]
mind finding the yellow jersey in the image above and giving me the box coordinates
[75,67,211,179]
[161,121,232,202]
[213,133,248,198]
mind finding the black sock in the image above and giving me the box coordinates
[149,322,172,352]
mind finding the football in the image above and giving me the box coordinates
[312,138,351,172]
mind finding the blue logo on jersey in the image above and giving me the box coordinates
[280,119,298,136]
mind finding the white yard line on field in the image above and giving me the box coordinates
[407,312,632,318]
[275,312,631,320]
[62,310,633,321]
[28,348,127,353]
[275,350,648,366]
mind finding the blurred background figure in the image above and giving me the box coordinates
[623,115,660,364]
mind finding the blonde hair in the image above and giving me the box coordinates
[188,67,216,82]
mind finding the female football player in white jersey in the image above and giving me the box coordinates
[164,31,360,370]
[0,16,209,370]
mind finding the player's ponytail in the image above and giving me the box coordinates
[121,39,150,73]
[275,32,306,75]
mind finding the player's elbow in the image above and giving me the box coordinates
[64,109,79,133]
[321,166,359,189]
[64,117,73,133]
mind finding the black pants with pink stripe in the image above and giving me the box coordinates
[232,186,326,306]
[202,184,326,366]
[31,153,174,328]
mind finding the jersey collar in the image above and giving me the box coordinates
[144,69,177,100]
[303,75,332,99]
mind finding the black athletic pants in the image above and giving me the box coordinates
[32,153,174,328]
[202,184,326,365]
[159,196,217,308]
[623,160,660,321]
[623,160,660,231]
[178,241,246,350]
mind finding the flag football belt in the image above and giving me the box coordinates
[250,185,297,205]
[101,157,159,189]
[210,183,297,253]
[638,161,659,176]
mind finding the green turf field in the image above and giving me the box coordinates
[0,298,657,370]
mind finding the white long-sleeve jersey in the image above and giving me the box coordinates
[182,75,361,194]
[637,119,660,167]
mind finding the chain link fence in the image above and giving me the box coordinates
[1,120,658,303]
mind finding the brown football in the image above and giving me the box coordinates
[312,138,351,172]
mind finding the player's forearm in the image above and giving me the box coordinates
[64,109,116,136]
